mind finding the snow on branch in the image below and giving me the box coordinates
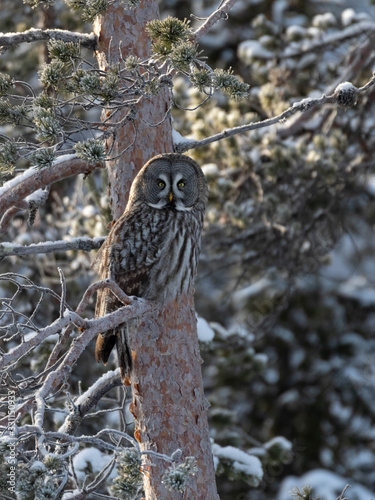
[174,73,375,153]
[0,28,96,51]
[0,237,105,258]
[0,155,104,231]
[59,369,123,435]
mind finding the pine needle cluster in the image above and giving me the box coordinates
[162,456,198,493]
[0,141,18,175]
[65,0,109,23]
[0,73,13,96]
[31,147,56,169]
[111,448,144,499]
[75,138,106,162]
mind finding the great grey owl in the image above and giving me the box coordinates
[95,153,208,379]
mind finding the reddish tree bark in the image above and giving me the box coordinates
[94,2,219,498]
[130,293,218,499]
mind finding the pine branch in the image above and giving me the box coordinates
[0,28,96,51]
[0,155,104,231]
[174,73,375,153]
[0,237,105,258]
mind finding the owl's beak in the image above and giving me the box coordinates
[169,192,173,202]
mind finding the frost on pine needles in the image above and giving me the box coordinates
[39,60,66,89]
[33,108,61,143]
[65,0,110,22]
[169,42,199,72]
[47,39,80,63]
[111,448,143,499]
[0,141,18,175]
[0,72,13,96]
[212,68,250,100]
[0,99,26,125]
[162,456,198,493]
[14,461,60,500]
[146,17,192,49]
[31,148,56,169]
[75,138,105,163]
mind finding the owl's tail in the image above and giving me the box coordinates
[95,326,133,382]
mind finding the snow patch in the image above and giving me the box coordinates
[238,40,274,63]
[212,443,263,483]
[0,166,38,198]
[25,188,48,204]
[197,316,215,343]
[172,128,196,146]
[366,175,375,196]
[265,436,293,452]
[202,163,220,177]
[277,469,375,500]
[341,8,370,26]
[335,81,356,93]
[71,447,116,482]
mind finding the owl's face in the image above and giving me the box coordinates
[129,154,207,212]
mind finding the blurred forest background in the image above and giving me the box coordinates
[1,0,375,498]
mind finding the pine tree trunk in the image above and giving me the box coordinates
[94,0,173,218]
[94,2,219,498]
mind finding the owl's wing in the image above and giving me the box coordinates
[94,208,169,368]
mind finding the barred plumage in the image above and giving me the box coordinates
[95,154,207,380]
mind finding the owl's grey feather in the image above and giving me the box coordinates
[95,154,207,380]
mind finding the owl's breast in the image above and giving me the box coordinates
[111,204,204,302]
[144,208,203,302]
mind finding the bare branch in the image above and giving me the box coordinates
[0,28,96,51]
[58,267,67,319]
[0,237,105,258]
[0,203,28,231]
[0,294,157,425]
[46,278,129,369]
[174,73,375,153]
[0,294,154,372]
[0,310,85,372]
[33,299,155,437]
[0,156,104,230]
[192,0,239,44]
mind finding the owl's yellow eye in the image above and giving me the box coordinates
[158,180,165,188]
[177,181,185,189]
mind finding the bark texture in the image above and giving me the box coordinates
[94,2,218,498]
[129,293,218,499]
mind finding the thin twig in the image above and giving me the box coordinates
[192,0,239,44]
[58,268,67,319]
